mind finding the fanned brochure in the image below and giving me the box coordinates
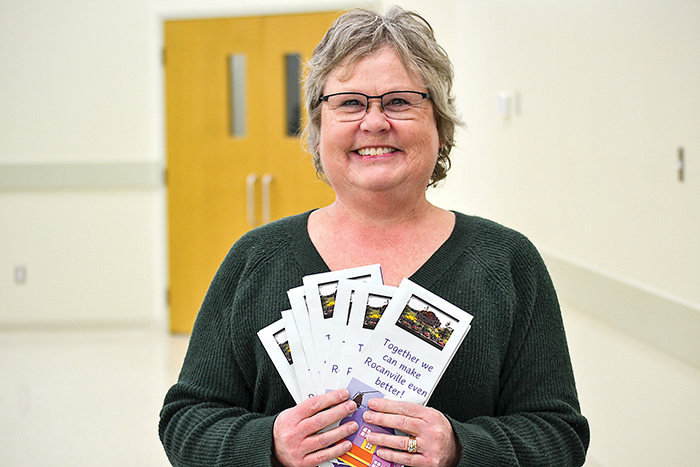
[303,264,383,388]
[257,311,302,403]
[258,266,473,467]
[332,282,397,390]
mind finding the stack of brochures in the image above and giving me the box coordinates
[258,265,473,467]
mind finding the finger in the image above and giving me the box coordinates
[364,431,418,453]
[302,438,354,467]
[373,446,425,467]
[297,389,350,419]
[299,398,357,434]
[363,408,421,434]
[296,418,358,466]
[303,418,359,453]
[367,397,424,416]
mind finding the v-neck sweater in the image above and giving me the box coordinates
[160,211,589,466]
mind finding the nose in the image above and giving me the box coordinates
[360,99,390,132]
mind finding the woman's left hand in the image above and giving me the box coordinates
[362,398,461,467]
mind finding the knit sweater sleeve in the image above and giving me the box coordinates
[425,218,589,466]
[158,215,323,466]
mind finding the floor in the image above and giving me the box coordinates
[6,309,698,466]
[0,328,189,466]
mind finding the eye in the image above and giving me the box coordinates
[337,98,365,109]
[384,95,412,110]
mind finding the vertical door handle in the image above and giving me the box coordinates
[246,173,258,227]
[261,173,273,225]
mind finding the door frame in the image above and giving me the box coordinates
[151,0,376,329]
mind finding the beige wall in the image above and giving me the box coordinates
[1,0,699,465]
[424,1,700,466]
[0,0,164,327]
[434,0,699,304]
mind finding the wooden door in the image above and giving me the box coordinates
[165,12,338,333]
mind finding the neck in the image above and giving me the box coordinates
[308,190,455,286]
[328,188,434,228]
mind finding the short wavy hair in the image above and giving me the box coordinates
[303,6,462,187]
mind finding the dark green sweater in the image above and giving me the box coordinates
[159,211,589,466]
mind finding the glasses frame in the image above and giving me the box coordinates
[319,90,431,121]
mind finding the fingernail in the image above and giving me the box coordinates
[347,421,358,433]
[339,389,350,399]
[363,411,373,422]
[345,400,357,411]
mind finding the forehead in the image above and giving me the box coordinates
[324,47,425,92]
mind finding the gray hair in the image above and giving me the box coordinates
[303,6,462,187]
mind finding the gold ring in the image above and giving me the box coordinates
[407,436,418,454]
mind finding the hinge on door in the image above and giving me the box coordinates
[162,47,166,67]
[163,167,168,185]
[166,287,171,307]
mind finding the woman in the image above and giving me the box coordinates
[159,7,589,467]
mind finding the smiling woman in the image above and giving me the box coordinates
[314,46,442,209]
[159,6,589,467]
[304,9,460,189]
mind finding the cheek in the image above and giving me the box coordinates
[318,120,352,156]
[317,115,334,153]
[415,128,441,159]
[316,132,338,175]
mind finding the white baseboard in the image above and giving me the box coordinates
[543,252,700,370]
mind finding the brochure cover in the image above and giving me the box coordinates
[321,279,363,392]
[303,265,383,383]
[339,278,473,405]
[287,286,322,396]
[336,283,397,388]
[256,314,302,403]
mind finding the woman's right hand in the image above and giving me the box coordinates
[272,389,359,467]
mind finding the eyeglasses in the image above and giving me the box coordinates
[319,91,431,122]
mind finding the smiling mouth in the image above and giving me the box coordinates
[356,147,398,156]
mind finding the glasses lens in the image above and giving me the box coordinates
[325,93,368,121]
[382,92,425,119]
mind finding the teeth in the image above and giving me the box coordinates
[357,147,395,156]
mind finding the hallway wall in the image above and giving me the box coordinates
[425,1,700,465]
